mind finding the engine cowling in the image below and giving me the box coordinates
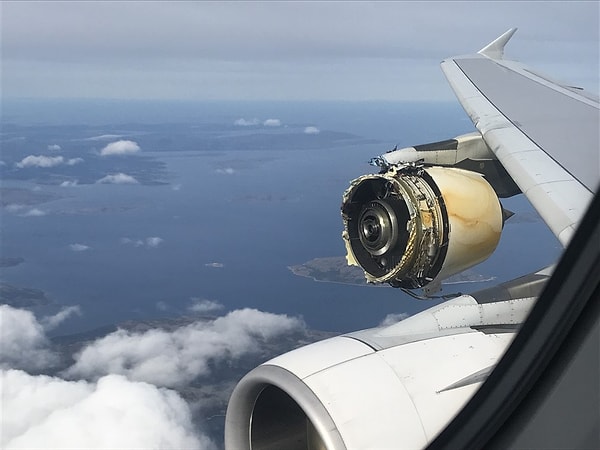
[224,294,522,450]
[341,165,503,292]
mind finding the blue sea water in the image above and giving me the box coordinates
[0,100,562,336]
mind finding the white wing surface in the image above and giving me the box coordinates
[441,28,599,245]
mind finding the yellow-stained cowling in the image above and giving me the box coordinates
[341,165,503,292]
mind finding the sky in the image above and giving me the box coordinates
[1,1,598,101]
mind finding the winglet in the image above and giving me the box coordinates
[478,28,517,59]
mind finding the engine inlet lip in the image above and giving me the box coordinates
[357,199,398,257]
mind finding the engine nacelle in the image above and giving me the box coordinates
[341,165,503,291]
[224,294,523,450]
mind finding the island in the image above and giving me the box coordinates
[288,256,495,286]
[288,256,370,286]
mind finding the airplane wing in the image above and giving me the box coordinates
[441,28,598,246]
[224,30,599,450]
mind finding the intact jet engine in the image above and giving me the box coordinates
[341,162,504,293]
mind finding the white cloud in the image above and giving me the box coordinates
[204,262,224,268]
[234,118,259,126]
[100,140,141,156]
[47,144,61,151]
[66,157,84,165]
[121,236,164,249]
[121,238,144,247]
[65,308,306,387]
[172,183,182,191]
[16,155,64,168]
[156,301,169,311]
[216,167,235,175]
[121,237,145,247]
[96,173,139,184]
[40,306,82,331]
[6,204,50,216]
[263,118,281,127]
[188,299,224,314]
[21,208,46,217]
[69,243,90,252]
[379,312,410,327]
[0,305,57,371]
[1,370,211,450]
[146,236,164,248]
[60,179,79,187]
[304,126,320,134]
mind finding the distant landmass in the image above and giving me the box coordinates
[0,282,50,307]
[288,256,495,286]
[288,256,371,286]
[0,121,375,187]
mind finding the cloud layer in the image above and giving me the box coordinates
[2,370,210,450]
[65,308,306,387]
[2,3,598,100]
[1,303,311,448]
[0,305,57,371]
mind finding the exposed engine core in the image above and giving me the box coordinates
[341,165,503,290]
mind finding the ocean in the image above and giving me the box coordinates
[0,100,562,336]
